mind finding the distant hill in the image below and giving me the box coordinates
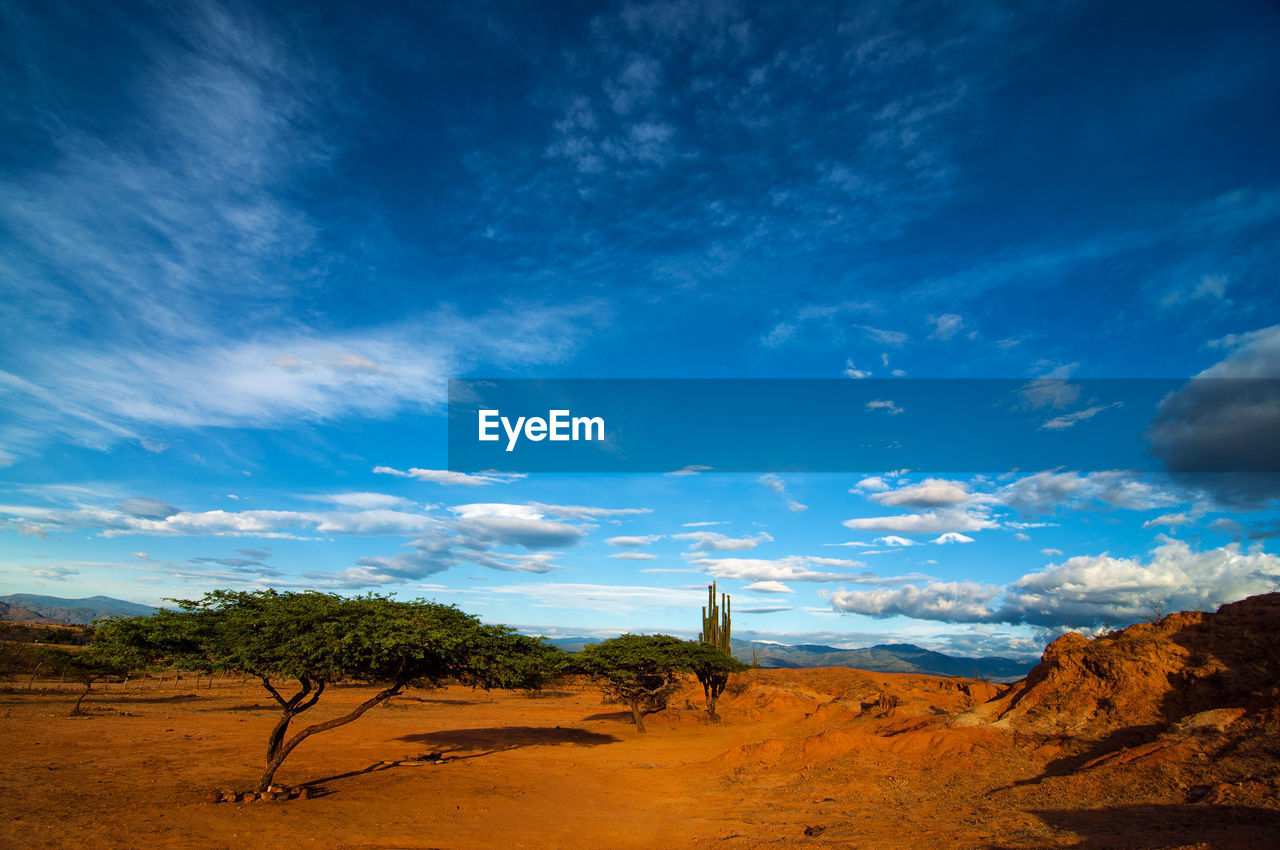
[0,600,61,624]
[537,634,1033,681]
[0,594,157,625]
[731,640,1033,682]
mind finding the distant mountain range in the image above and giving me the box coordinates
[0,595,1034,680]
[543,635,1034,681]
[0,594,157,625]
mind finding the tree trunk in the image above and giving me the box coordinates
[707,694,719,722]
[628,697,647,733]
[70,681,91,716]
[256,682,401,792]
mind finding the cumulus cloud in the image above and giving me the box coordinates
[875,536,919,547]
[853,476,891,492]
[870,478,972,508]
[743,580,794,594]
[932,532,974,544]
[1147,324,1280,506]
[843,509,997,534]
[672,531,774,551]
[825,539,1280,628]
[828,581,1000,621]
[373,467,526,486]
[998,538,1280,626]
[997,470,1182,515]
[449,503,586,548]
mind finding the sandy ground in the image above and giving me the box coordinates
[3,669,1277,849]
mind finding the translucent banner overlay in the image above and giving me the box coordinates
[447,378,1280,475]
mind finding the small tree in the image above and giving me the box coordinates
[694,582,746,720]
[94,589,564,791]
[687,641,746,721]
[37,647,133,716]
[575,634,694,733]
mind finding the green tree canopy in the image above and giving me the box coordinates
[93,589,565,791]
[574,634,699,733]
[686,641,747,721]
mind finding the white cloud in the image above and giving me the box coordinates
[928,313,964,340]
[609,552,658,560]
[1041,401,1123,431]
[865,399,904,416]
[758,473,807,512]
[373,467,526,486]
[1143,512,1195,529]
[853,476,890,492]
[874,536,919,547]
[665,465,713,477]
[689,555,867,583]
[304,492,413,510]
[824,539,1280,628]
[672,531,774,551]
[932,532,974,544]
[1040,548,1063,556]
[870,478,972,508]
[844,359,872,379]
[487,582,702,613]
[843,509,997,534]
[999,538,1280,626]
[449,503,587,548]
[605,535,662,547]
[531,503,652,519]
[1161,273,1230,309]
[829,581,1000,621]
[743,580,794,594]
[860,326,908,347]
[997,471,1183,515]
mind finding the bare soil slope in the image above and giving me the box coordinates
[3,594,1280,848]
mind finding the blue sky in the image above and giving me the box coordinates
[2,0,1279,659]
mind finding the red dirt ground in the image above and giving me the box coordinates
[5,595,1280,848]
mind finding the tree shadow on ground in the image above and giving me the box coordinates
[986,804,1280,849]
[94,693,203,704]
[582,710,635,723]
[394,696,478,706]
[295,726,619,797]
[397,725,619,756]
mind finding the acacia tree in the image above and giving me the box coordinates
[38,647,134,716]
[687,642,746,722]
[93,589,564,791]
[575,634,695,733]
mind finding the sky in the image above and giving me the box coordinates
[1,0,1279,660]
